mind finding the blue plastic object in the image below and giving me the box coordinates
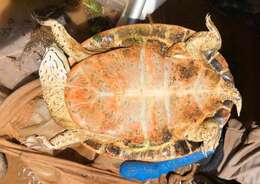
[120,150,214,181]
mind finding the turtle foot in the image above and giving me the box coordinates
[24,135,55,154]
[200,120,221,155]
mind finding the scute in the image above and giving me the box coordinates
[64,43,236,161]
[81,24,195,52]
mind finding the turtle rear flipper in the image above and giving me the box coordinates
[39,45,78,128]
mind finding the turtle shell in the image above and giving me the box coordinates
[40,22,240,161]
[64,24,239,161]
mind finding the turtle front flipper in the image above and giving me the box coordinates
[25,129,91,151]
[186,14,221,60]
[39,45,78,129]
[50,129,89,149]
[39,19,93,62]
[38,45,91,151]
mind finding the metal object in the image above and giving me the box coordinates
[127,0,146,24]
[117,0,167,25]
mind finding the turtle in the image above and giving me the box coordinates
[35,15,242,161]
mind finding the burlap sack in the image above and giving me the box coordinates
[0,80,64,141]
[216,119,260,184]
[0,79,146,184]
[0,138,141,184]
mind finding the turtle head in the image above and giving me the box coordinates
[38,18,91,62]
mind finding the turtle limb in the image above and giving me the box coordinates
[184,118,221,154]
[25,129,89,152]
[186,14,221,59]
[166,15,221,60]
[39,45,79,129]
[39,19,93,62]
[49,129,89,149]
[24,135,55,153]
[199,119,221,154]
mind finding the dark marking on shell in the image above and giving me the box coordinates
[203,69,220,84]
[146,39,168,53]
[204,50,215,60]
[106,144,120,155]
[152,27,166,39]
[169,33,184,43]
[162,129,172,142]
[210,59,223,72]
[180,66,193,79]
[127,143,145,149]
[135,28,150,37]
[117,28,133,39]
[187,105,204,123]
[214,108,230,123]
[162,146,171,157]
[222,71,234,83]
[123,139,131,146]
[174,140,190,155]
[223,100,233,109]
[84,139,102,150]
[139,151,147,159]
[121,37,144,46]
[177,63,198,80]
[147,150,155,159]
[128,151,139,160]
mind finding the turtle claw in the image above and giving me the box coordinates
[200,133,220,156]
[200,142,212,156]
[24,135,55,154]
